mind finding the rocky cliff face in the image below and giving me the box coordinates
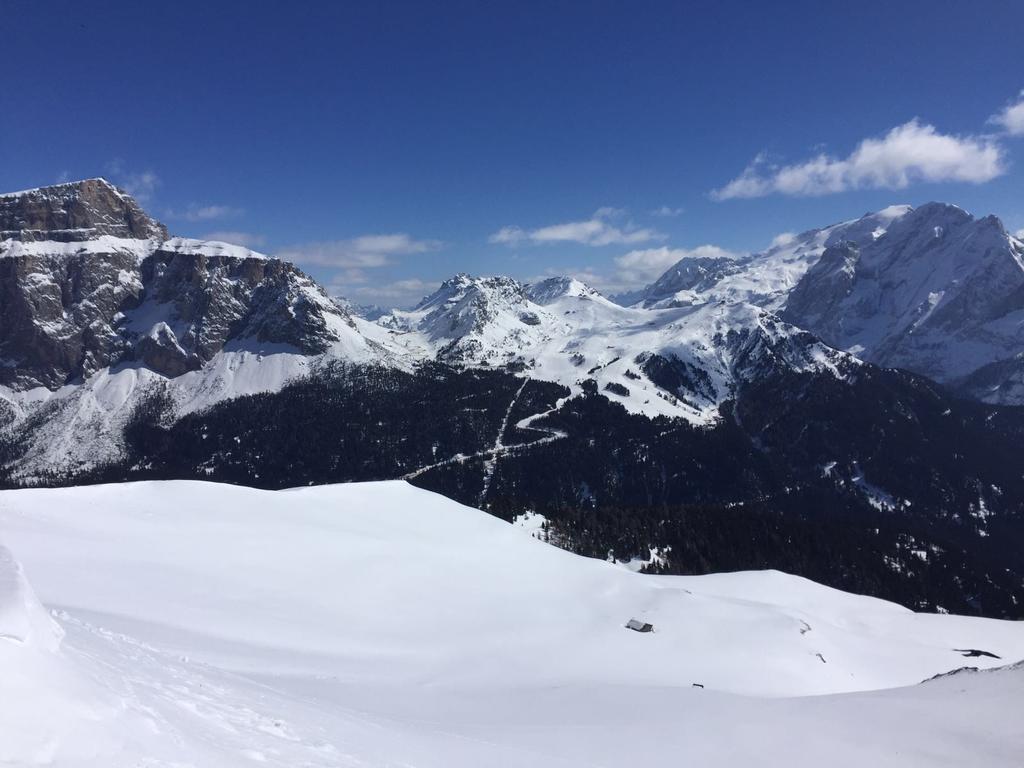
[0,241,145,388]
[782,203,1024,394]
[0,178,167,242]
[0,179,355,388]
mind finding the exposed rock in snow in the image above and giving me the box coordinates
[0,180,385,390]
[0,178,166,242]
[783,203,1024,393]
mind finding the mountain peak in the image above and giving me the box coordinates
[526,275,597,304]
[0,177,118,200]
[783,201,1024,387]
[0,177,167,243]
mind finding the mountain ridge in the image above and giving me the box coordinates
[3,179,1024,618]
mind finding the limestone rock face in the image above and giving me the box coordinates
[0,178,167,242]
[0,180,351,388]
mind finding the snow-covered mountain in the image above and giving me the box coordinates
[3,179,1024,621]
[0,179,399,472]
[4,180,1023,456]
[370,199,1024,421]
[1,479,1022,766]
[630,205,913,311]
[782,202,1024,402]
[0,179,389,389]
[623,201,1024,403]
[377,272,853,423]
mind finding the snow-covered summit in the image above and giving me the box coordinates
[160,236,274,261]
[525,275,600,304]
[635,205,914,311]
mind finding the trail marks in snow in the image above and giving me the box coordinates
[401,379,568,487]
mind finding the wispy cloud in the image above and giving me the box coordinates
[198,230,266,248]
[614,245,741,285]
[650,205,684,218]
[490,208,665,247]
[712,119,1005,200]
[276,234,442,269]
[166,204,244,221]
[989,91,1024,136]
[352,277,440,300]
[329,276,441,309]
[104,159,160,203]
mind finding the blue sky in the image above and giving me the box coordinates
[3,0,1024,306]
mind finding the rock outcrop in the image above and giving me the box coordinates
[0,178,167,242]
[0,179,353,388]
[782,203,1024,396]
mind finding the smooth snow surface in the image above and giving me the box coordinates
[1,480,1022,766]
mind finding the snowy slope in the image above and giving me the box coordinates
[0,317,401,478]
[0,480,1022,766]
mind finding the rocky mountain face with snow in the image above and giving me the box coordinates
[0,177,167,242]
[0,179,364,389]
[618,200,1024,405]
[377,272,853,424]
[781,203,1024,404]
[3,179,1024,618]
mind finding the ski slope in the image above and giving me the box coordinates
[1,480,1022,766]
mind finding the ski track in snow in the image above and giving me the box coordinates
[402,379,567,484]
[478,378,528,505]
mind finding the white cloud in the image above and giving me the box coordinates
[276,234,442,268]
[769,232,796,248]
[490,208,664,247]
[489,225,527,244]
[198,231,266,248]
[104,160,160,203]
[614,245,741,285]
[354,278,440,299]
[167,204,244,221]
[989,91,1024,136]
[330,277,441,309]
[1014,228,1024,240]
[712,120,1005,200]
[650,205,684,218]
